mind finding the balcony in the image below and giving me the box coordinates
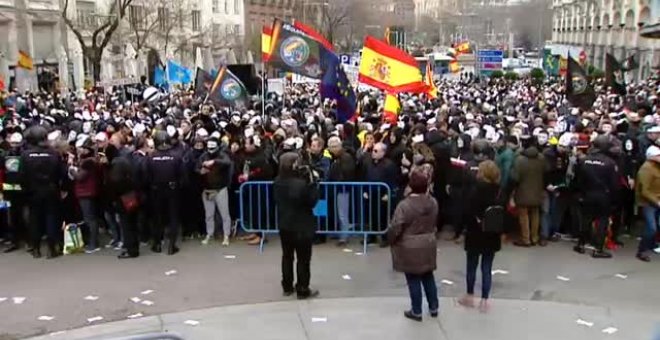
[28,0,58,11]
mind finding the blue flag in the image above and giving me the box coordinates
[320,49,357,123]
[167,60,193,84]
[153,65,167,87]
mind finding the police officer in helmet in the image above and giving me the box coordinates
[19,125,65,259]
[145,130,185,255]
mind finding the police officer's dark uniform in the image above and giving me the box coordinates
[572,136,619,258]
[0,136,27,253]
[146,131,185,255]
[19,126,66,258]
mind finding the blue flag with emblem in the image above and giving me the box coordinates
[167,60,193,84]
[153,65,167,87]
[320,49,357,123]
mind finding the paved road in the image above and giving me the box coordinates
[1,235,659,339]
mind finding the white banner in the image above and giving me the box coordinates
[291,73,320,84]
[267,78,285,95]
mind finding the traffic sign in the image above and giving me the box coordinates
[477,49,503,75]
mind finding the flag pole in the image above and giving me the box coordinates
[261,62,266,122]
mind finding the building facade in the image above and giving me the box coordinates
[552,0,659,79]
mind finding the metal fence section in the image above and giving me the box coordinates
[239,181,392,254]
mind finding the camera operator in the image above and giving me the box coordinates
[273,152,319,299]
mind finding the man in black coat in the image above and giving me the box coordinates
[273,152,319,299]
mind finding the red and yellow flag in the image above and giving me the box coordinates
[383,92,400,124]
[261,26,273,61]
[449,60,460,73]
[358,36,427,93]
[425,63,438,99]
[294,21,334,52]
[18,50,33,70]
[455,42,470,54]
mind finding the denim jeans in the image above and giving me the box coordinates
[337,192,351,241]
[542,193,573,239]
[638,205,659,254]
[404,272,439,316]
[466,251,495,299]
[104,208,121,245]
[79,198,99,250]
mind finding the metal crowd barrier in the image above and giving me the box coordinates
[239,181,392,254]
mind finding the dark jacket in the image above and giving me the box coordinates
[273,177,319,239]
[196,150,233,190]
[511,146,545,207]
[465,181,502,253]
[146,146,185,190]
[19,146,65,199]
[495,146,515,190]
[362,157,398,191]
[108,147,138,198]
[388,194,438,275]
[573,150,619,209]
[328,151,356,182]
[543,146,569,189]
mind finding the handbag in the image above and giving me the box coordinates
[120,191,140,213]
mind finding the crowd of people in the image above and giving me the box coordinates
[0,73,659,266]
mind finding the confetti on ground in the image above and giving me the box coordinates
[311,317,328,323]
[165,270,178,276]
[441,279,454,285]
[37,316,55,321]
[355,252,364,256]
[492,269,509,275]
[140,290,154,295]
[87,316,104,323]
[127,313,144,319]
[342,274,352,280]
[0,297,6,303]
[576,319,594,327]
[84,295,99,301]
[556,276,571,282]
[224,255,237,259]
[12,297,26,304]
[48,331,65,336]
[342,248,353,253]
[602,327,618,334]
[184,320,200,326]
[140,300,154,306]
[614,274,628,279]
[585,245,596,251]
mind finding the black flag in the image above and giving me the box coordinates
[605,53,626,96]
[208,66,249,108]
[565,55,595,110]
[194,68,215,97]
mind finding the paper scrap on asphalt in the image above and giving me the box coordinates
[37,316,55,321]
[140,290,154,295]
[84,295,99,301]
[342,274,352,280]
[165,270,178,276]
[342,248,353,253]
[140,300,154,306]
[87,316,104,323]
[48,331,65,336]
[492,269,509,275]
[184,320,200,326]
[585,245,596,251]
[0,297,6,303]
[224,255,237,259]
[614,274,628,279]
[602,327,618,334]
[130,297,142,303]
[355,252,364,256]
[311,317,328,323]
[556,276,571,282]
[12,297,26,304]
[576,319,594,327]
[127,313,144,319]
[441,279,454,285]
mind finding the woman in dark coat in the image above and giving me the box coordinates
[387,169,439,322]
[459,160,503,313]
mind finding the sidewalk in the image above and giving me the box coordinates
[28,297,658,340]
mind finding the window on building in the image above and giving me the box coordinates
[157,7,169,30]
[213,23,224,43]
[234,24,240,36]
[224,0,229,14]
[234,0,240,14]
[192,10,201,31]
[212,0,219,13]
[129,5,145,30]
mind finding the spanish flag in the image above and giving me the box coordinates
[18,50,33,70]
[383,92,401,124]
[261,26,273,61]
[425,63,438,99]
[449,60,460,73]
[358,36,427,93]
[455,42,470,54]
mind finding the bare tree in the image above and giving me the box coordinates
[123,0,194,55]
[320,0,351,46]
[61,0,134,82]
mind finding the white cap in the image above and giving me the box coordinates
[196,128,209,138]
[558,133,573,147]
[48,130,62,141]
[9,132,23,144]
[646,145,660,158]
[647,126,660,134]
[94,132,108,142]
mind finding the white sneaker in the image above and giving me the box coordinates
[85,248,101,254]
[201,235,212,245]
[113,242,124,251]
[653,247,660,254]
[222,236,230,247]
